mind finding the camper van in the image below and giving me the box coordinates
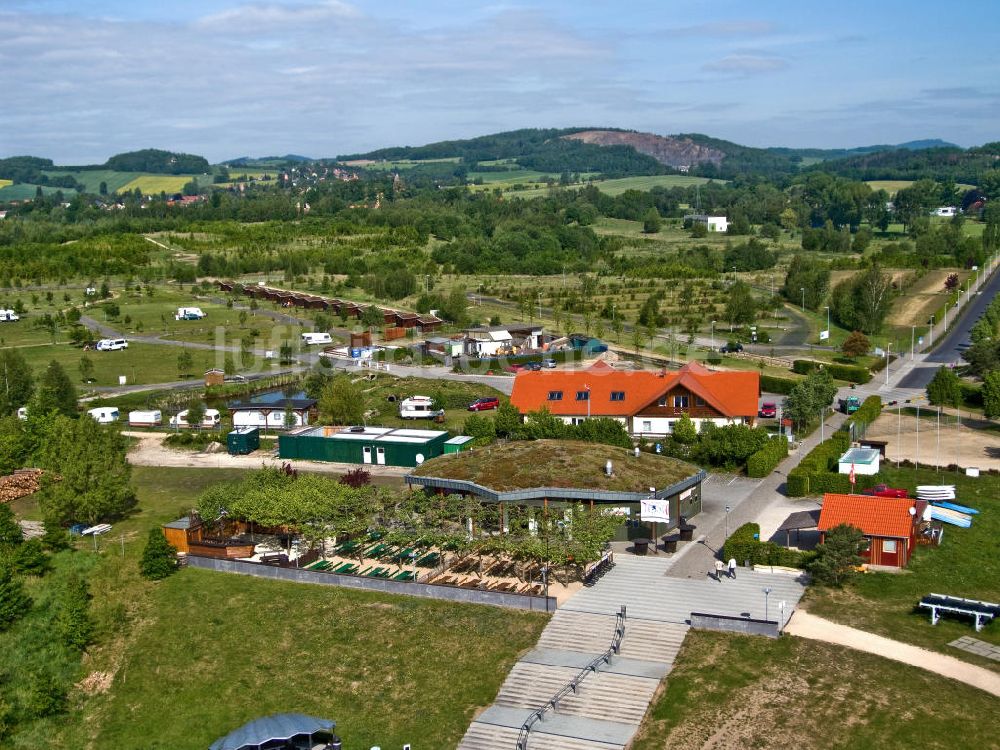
[96,338,128,351]
[87,407,120,424]
[301,332,333,345]
[0,309,20,322]
[16,407,27,421]
[398,396,443,420]
[128,409,162,427]
[175,307,207,321]
[169,408,222,429]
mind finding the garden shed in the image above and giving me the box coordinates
[838,447,881,475]
[279,425,449,467]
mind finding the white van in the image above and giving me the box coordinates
[0,309,20,322]
[87,407,120,424]
[175,307,207,321]
[398,395,443,419]
[128,409,162,427]
[96,338,128,351]
[169,408,221,429]
[301,332,333,345]
[16,406,27,421]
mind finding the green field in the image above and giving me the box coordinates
[866,180,976,196]
[42,170,139,194]
[803,465,1000,667]
[632,631,1000,750]
[120,174,202,195]
[0,183,77,200]
[587,174,721,195]
[7,466,548,750]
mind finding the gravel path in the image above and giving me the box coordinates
[784,610,1000,697]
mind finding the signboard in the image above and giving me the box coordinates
[679,488,692,501]
[640,499,670,523]
[819,330,830,341]
[604,507,632,517]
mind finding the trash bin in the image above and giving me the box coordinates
[632,538,650,555]
[661,535,679,553]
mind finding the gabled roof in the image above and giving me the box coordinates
[209,713,334,750]
[509,361,759,419]
[818,494,918,538]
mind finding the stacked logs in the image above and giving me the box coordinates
[0,469,48,503]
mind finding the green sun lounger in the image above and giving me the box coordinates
[394,571,416,581]
[416,552,439,567]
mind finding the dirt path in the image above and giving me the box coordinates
[865,411,1000,471]
[124,431,410,479]
[784,610,1000,697]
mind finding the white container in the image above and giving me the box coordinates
[87,407,120,424]
[128,409,162,427]
[96,338,128,351]
[301,332,333,345]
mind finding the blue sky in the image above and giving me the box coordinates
[1,0,996,163]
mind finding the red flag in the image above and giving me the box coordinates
[849,463,856,487]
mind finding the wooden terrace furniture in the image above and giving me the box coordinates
[661,535,679,553]
[919,594,1000,632]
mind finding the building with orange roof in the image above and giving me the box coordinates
[817,493,926,568]
[508,361,760,437]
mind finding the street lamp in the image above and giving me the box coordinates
[911,325,916,360]
[929,315,934,347]
[537,292,542,321]
[584,383,591,420]
[724,504,731,541]
[711,320,716,351]
[800,287,805,313]
[763,587,773,621]
[885,342,891,386]
[824,305,830,334]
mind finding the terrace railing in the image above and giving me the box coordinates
[514,605,626,750]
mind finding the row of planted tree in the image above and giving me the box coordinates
[195,468,622,584]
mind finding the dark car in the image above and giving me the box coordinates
[720,343,744,353]
[467,397,500,412]
[758,402,776,418]
[523,361,543,371]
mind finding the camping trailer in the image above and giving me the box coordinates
[398,396,443,419]
[128,410,162,427]
[169,408,221,429]
[0,309,20,322]
[175,307,207,321]
[301,332,333,345]
[86,407,120,424]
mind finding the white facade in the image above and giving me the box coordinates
[232,409,307,429]
[685,214,729,233]
[630,416,738,436]
[933,206,957,217]
[466,330,513,357]
[838,447,881,476]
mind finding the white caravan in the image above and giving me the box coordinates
[301,332,333,345]
[398,395,443,419]
[87,407,120,424]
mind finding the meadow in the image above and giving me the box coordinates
[119,174,203,194]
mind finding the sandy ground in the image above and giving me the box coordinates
[124,431,410,478]
[864,412,1000,471]
[785,610,1000,697]
[888,269,964,327]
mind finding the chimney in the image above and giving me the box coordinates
[605,460,613,476]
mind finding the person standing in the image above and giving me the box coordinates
[714,559,725,582]
[728,558,737,579]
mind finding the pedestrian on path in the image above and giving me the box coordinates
[714,559,725,582]
[728,558,737,579]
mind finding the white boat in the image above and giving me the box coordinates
[81,523,113,536]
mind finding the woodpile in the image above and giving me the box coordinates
[0,469,48,503]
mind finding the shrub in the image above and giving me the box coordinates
[792,359,871,384]
[338,468,371,488]
[0,563,31,631]
[746,436,788,478]
[760,374,798,395]
[723,522,805,567]
[786,470,810,497]
[55,572,92,651]
[139,528,178,581]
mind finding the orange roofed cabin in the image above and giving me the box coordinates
[509,361,759,437]
[817,493,925,568]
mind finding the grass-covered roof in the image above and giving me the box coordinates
[411,439,700,493]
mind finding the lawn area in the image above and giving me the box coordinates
[119,174,203,194]
[41,169,138,194]
[631,631,999,750]
[15,466,547,750]
[588,174,720,195]
[802,465,1000,668]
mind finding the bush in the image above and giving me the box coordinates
[139,528,178,581]
[723,522,805,567]
[760,374,798,395]
[792,359,871,384]
[786,470,810,497]
[746,436,788,478]
[338,468,371,488]
[847,395,883,427]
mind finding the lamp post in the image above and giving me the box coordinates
[800,287,805,313]
[537,292,542,321]
[825,305,830,335]
[711,320,716,351]
[724,504,731,541]
[929,315,934,347]
[763,587,773,622]
[911,325,916,360]
[885,342,891,386]
[585,384,591,420]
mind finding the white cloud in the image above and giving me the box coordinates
[703,54,788,75]
[195,0,360,30]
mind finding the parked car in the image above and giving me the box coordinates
[542,358,557,368]
[719,342,743,353]
[468,397,500,412]
[758,402,776,418]
[505,364,525,373]
[863,483,908,499]
[523,361,543,371]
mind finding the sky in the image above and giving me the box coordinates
[1,0,997,163]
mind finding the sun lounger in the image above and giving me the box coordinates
[394,571,416,581]
[416,552,439,567]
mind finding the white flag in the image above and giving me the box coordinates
[640,499,670,523]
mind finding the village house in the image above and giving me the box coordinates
[817,493,927,569]
[509,360,759,436]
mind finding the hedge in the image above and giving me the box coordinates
[846,395,883,427]
[723,522,806,568]
[792,359,871,384]
[747,436,788,478]
[760,374,799,395]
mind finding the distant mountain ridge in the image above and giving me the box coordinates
[562,130,725,168]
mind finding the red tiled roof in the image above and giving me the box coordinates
[818,494,918,538]
[509,362,759,419]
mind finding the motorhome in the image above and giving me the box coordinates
[128,409,162,427]
[398,396,443,420]
[175,307,207,321]
[87,407,120,424]
[169,408,222,429]
[96,338,128,351]
[16,406,27,421]
[301,332,333,345]
[0,309,20,322]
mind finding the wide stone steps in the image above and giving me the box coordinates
[494,663,657,725]
[537,610,687,664]
[457,722,623,750]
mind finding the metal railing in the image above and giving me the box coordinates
[514,605,626,750]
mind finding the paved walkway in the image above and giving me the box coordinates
[458,554,806,749]
[785,610,1000,697]
[950,636,1000,662]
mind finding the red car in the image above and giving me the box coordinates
[758,402,776,418]
[863,484,908,498]
[467,397,500,412]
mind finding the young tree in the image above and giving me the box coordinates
[55,571,93,650]
[724,281,757,327]
[783,255,830,312]
[0,349,34,417]
[177,350,194,378]
[0,563,31,631]
[31,360,77,418]
[672,414,698,445]
[41,516,71,552]
[11,538,49,576]
[318,375,365,425]
[926,366,963,408]
[139,528,178,580]
[808,523,865,586]
[185,399,206,429]
[944,273,960,291]
[78,355,95,383]
[783,369,836,429]
[0,504,23,547]
[854,265,893,335]
[841,331,871,359]
[493,402,523,440]
[642,208,662,234]
[982,370,1000,420]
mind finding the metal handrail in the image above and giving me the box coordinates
[514,605,626,750]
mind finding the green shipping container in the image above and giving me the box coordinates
[227,426,260,455]
[279,426,449,467]
[444,435,474,454]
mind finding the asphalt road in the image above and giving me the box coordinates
[897,264,1000,389]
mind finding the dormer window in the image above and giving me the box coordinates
[673,395,689,408]
[610,391,625,402]
[548,391,563,401]
[576,391,590,401]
